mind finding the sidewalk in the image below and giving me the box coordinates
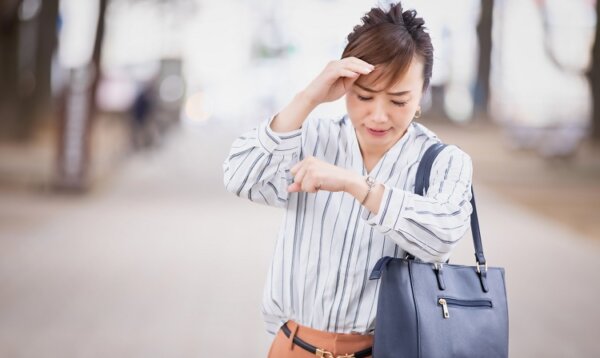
[0,117,598,357]
[0,113,131,193]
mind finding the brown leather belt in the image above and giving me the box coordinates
[281,322,373,358]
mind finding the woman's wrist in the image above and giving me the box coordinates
[345,173,384,214]
[270,92,318,132]
[345,173,368,201]
[297,89,320,108]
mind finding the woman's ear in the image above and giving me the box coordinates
[414,107,422,119]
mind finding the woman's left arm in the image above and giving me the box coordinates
[347,146,474,263]
[289,146,473,263]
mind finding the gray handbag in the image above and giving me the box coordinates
[369,142,509,358]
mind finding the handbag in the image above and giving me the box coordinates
[369,142,509,358]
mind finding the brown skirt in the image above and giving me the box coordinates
[267,319,373,357]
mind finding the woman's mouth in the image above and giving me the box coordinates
[366,127,391,137]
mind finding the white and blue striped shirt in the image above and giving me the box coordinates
[223,114,473,336]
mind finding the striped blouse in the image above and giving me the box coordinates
[222,114,473,336]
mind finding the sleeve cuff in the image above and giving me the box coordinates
[257,115,303,154]
[360,183,407,227]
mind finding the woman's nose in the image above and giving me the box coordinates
[370,104,388,122]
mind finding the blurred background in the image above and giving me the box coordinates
[1,0,599,356]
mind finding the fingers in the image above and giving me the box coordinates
[288,158,320,193]
[342,56,374,68]
[338,69,360,79]
[293,166,307,187]
[300,168,321,192]
[288,171,317,193]
[287,182,301,192]
[289,160,307,192]
[326,57,374,80]
[337,62,373,78]
[287,179,318,193]
[341,57,375,73]
[305,57,375,105]
[290,160,301,174]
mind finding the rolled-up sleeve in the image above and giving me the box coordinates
[360,145,474,262]
[223,115,304,208]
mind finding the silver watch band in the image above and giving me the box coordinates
[361,176,376,205]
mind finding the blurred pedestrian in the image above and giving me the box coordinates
[130,83,158,149]
[224,2,474,357]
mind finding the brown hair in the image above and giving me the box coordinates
[341,2,433,92]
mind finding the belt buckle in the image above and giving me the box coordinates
[316,349,355,358]
[315,348,334,358]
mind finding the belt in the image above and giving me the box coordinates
[281,322,373,358]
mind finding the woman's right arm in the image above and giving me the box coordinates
[223,57,374,207]
[222,92,316,208]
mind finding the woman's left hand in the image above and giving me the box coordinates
[288,156,357,193]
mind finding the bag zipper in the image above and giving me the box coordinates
[437,297,493,319]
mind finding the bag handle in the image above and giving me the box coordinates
[414,142,486,267]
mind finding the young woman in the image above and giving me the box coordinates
[223,2,473,357]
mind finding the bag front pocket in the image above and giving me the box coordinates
[437,297,493,319]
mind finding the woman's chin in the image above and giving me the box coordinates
[361,137,392,154]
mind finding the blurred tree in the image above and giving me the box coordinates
[0,0,59,140]
[475,0,493,119]
[590,0,600,141]
[36,0,60,111]
[56,0,108,191]
[0,0,23,139]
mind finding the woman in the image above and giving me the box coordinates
[223,2,473,357]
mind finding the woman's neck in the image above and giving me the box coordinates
[356,126,409,171]
[359,146,387,173]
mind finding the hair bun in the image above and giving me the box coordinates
[402,9,425,32]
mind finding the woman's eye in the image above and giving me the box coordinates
[357,95,372,101]
[392,101,407,107]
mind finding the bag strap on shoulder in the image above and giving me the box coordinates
[414,142,486,266]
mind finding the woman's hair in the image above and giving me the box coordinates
[341,2,433,92]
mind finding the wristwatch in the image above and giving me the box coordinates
[361,176,376,205]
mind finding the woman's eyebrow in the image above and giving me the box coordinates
[354,83,411,96]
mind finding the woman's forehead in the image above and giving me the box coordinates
[357,60,424,92]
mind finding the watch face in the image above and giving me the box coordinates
[366,176,375,186]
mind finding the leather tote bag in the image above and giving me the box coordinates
[369,142,509,358]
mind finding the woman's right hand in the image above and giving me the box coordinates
[269,57,375,133]
[302,57,375,105]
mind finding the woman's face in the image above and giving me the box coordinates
[345,58,424,156]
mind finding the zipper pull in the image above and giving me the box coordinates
[438,298,449,319]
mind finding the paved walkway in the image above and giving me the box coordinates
[0,118,599,357]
